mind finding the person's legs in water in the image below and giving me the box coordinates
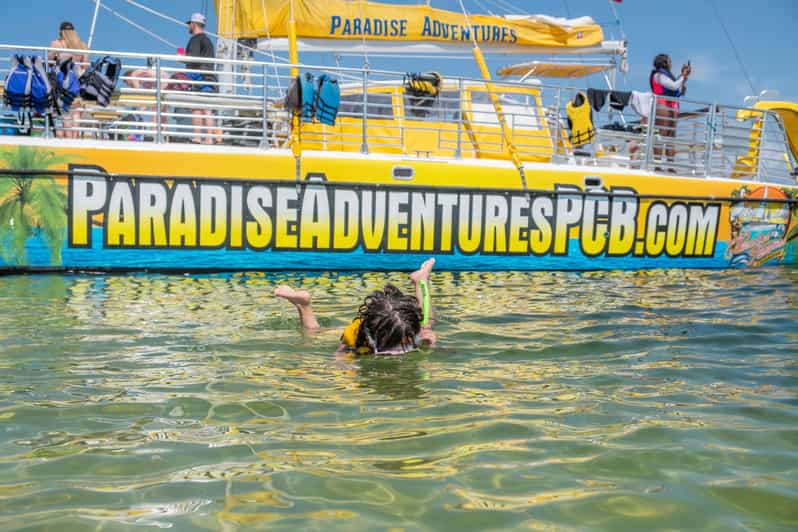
[410,258,437,347]
[274,286,320,329]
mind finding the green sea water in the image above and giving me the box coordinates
[0,268,796,531]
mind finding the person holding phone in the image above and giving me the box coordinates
[650,53,691,171]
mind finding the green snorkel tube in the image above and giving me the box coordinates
[420,279,431,327]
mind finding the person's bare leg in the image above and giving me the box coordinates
[666,110,677,167]
[274,285,320,329]
[410,258,436,347]
[204,113,218,144]
[192,109,204,143]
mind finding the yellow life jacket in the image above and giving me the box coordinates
[341,318,372,355]
[341,318,362,347]
[566,93,596,147]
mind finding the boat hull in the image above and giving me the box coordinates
[1,139,796,272]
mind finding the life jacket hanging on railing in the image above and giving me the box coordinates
[4,55,34,113]
[79,56,122,107]
[284,73,316,123]
[49,58,80,114]
[565,92,596,148]
[403,72,442,116]
[29,56,53,115]
[299,72,316,122]
[404,72,442,98]
[285,72,340,126]
[314,74,340,126]
[3,55,54,135]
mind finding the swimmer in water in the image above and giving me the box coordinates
[274,258,437,355]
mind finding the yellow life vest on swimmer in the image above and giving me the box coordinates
[341,318,362,348]
[341,318,371,354]
[566,92,595,147]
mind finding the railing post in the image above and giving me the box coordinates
[44,113,51,139]
[552,88,562,163]
[455,77,463,158]
[756,111,767,182]
[643,96,656,170]
[268,64,269,148]
[361,68,369,154]
[704,104,717,177]
[155,57,163,144]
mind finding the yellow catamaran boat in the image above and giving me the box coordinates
[0,0,796,271]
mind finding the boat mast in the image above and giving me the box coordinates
[288,0,302,179]
[88,0,102,48]
[456,0,527,190]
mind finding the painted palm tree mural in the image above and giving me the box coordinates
[0,146,71,265]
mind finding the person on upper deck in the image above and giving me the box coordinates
[182,12,218,144]
[650,53,691,171]
[49,21,89,139]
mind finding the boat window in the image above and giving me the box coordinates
[404,91,462,122]
[338,93,394,120]
[469,91,541,129]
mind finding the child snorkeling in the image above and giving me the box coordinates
[274,258,437,355]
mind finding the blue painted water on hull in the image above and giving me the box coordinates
[0,227,764,271]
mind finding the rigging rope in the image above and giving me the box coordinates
[472,0,495,16]
[259,0,284,91]
[489,0,525,15]
[121,0,290,63]
[356,0,370,68]
[90,0,179,49]
[708,0,756,96]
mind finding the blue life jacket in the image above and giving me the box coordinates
[314,74,340,126]
[0,116,20,136]
[4,55,34,113]
[299,72,316,122]
[650,67,681,98]
[3,55,52,135]
[51,58,80,114]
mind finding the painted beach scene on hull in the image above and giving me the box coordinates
[1,1,797,531]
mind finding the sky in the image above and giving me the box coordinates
[1,0,795,105]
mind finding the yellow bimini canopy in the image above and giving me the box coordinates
[752,101,798,164]
[214,0,606,53]
[497,61,614,79]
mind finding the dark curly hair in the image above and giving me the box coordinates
[355,284,422,354]
[653,53,671,72]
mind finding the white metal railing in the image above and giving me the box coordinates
[0,44,795,184]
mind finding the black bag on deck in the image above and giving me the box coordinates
[79,56,122,107]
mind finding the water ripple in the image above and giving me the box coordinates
[0,268,797,530]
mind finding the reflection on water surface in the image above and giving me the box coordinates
[0,269,797,530]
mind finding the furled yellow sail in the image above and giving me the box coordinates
[214,0,603,49]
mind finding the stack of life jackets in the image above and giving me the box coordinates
[284,72,341,126]
[3,55,54,134]
[79,56,121,107]
[48,58,80,114]
[565,92,596,148]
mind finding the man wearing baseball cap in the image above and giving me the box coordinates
[183,12,217,143]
